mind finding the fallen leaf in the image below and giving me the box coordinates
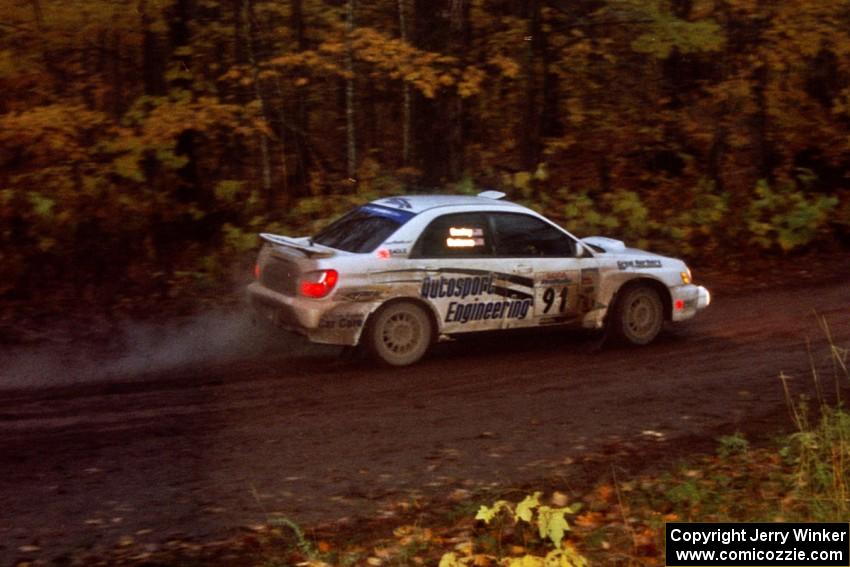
[18,545,40,553]
[551,491,569,506]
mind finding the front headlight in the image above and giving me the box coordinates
[681,268,692,285]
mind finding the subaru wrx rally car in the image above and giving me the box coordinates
[247,191,710,366]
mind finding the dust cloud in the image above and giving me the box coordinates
[0,309,328,391]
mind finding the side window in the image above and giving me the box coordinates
[490,213,576,257]
[411,213,493,258]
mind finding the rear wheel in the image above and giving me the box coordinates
[365,301,433,366]
[609,284,664,345]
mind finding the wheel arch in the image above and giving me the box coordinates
[607,276,673,323]
[357,296,441,346]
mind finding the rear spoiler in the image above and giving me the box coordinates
[259,233,336,259]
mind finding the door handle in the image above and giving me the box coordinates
[514,264,533,274]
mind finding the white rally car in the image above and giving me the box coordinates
[247,191,710,366]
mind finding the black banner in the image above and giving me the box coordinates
[666,523,849,566]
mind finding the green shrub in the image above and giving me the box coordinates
[745,176,837,252]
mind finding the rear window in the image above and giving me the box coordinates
[313,204,415,253]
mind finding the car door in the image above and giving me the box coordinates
[409,212,515,334]
[488,212,593,328]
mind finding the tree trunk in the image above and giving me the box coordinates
[139,0,166,96]
[291,0,309,193]
[753,62,773,182]
[242,0,273,199]
[110,29,124,117]
[346,0,357,181]
[447,0,469,179]
[398,0,412,166]
[521,0,542,171]
[167,0,194,91]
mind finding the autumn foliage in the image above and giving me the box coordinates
[2,0,850,302]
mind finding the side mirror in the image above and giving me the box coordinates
[576,243,591,258]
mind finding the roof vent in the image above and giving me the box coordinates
[477,190,506,200]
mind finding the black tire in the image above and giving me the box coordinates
[365,301,433,366]
[609,284,664,345]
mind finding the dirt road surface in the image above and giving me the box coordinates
[2,267,849,564]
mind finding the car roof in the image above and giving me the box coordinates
[370,194,530,215]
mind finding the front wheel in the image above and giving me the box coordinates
[609,284,664,345]
[365,301,433,366]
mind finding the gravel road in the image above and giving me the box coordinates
[1,269,849,564]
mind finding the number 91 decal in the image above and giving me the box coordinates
[542,286,568,314]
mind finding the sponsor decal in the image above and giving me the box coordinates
[417,272,533,324]
[420,275,494,299]
[445,298,532,323]
[617,259,662,270]
[579,267,600,312]
[580,267,599,286]
[319,315,365,329]
[381,197,413,209]
[375,267,534,289]
[540,271,573,285]
[340,289,381,302]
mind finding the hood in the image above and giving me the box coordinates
[581,236,670,260]
[581,236,626,252]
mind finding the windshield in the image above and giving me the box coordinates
[313,204,415,253]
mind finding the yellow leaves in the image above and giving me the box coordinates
[265,26,491,99]
[140,97,254,144]
[502,548,587,567]
[0,103,110,164]
[268,50,343,76]
[505,555,544,567]
[489,55,521,79]
[319,41,346,56]
[257,69,279,81]
[454,540,474,555]
[458,67,486,98]
[0,49,23,79]
[393,524,437,546]
[565,97,585,125]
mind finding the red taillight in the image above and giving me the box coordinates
[674,299,685,311]
[254,263,261,279]
[299,269,339,298]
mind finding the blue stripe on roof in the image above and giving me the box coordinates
[360,203,417,223]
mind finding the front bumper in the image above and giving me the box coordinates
[670,284,710,322]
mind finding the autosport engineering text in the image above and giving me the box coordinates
[420,275,532,323]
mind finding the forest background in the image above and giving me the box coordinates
[2,0,849,309]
